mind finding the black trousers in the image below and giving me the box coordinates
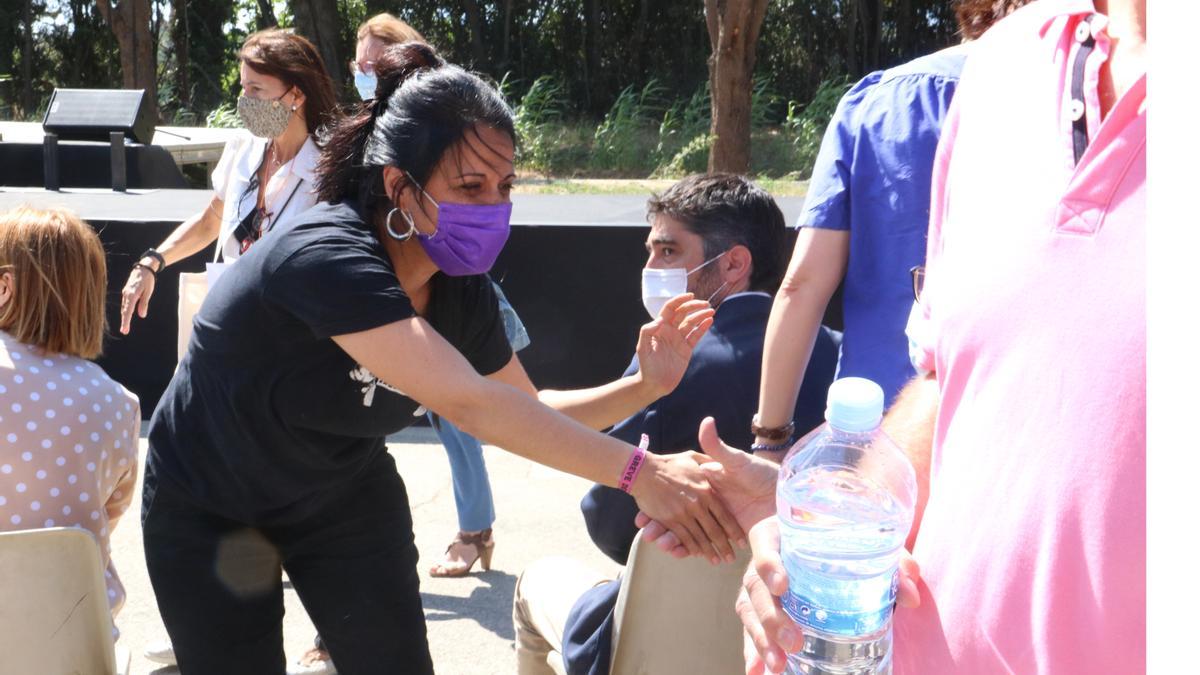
[142,459,435,675]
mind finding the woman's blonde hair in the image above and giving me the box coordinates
[357,13,426,46]
[0,205,107,358]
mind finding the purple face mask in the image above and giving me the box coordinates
[408,181,513,276]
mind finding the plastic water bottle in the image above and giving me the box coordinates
[776,377,917,674]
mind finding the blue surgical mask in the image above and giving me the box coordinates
[355,71,378,101]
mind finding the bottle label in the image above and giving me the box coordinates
[781,569,898,637]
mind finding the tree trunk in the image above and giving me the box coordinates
[461,0,488,68]
[583,0,602,108]
[255,0,278,29]
[66,0,86,86]
[96,0,160,122]
[172,0,191,110]
[500,0,515,68]
[291,0,349,100]
[844,0,858,75]
[862,0,882,72]
[632,0,650,76]
[152,0,162,43]
[20,0,34,116]
[704,0,769,174]
[896,0,914,60]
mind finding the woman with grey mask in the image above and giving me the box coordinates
[118,28,339,336]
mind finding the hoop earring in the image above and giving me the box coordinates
[385,207,417,242]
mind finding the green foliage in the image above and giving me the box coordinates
[654,81,711,170]
[497,67,843,180]
[784,76,853,178]
[751,77,783,129]
[181,0,244,115]
[0,0,120,120]
[590,80,667,174]
[499,70,851,180]
[205,102,241,129]
[4,0,956,182]
[510,74,567,174]
[655,133,714,178]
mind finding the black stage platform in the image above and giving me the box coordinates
[0,188,834,418]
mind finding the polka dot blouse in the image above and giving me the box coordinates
[0,330,140,618]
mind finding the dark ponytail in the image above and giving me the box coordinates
[315,42,516,212]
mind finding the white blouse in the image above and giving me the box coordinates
[210,130,321,261]
[0,330,140,618]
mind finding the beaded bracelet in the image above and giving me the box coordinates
[618,433,650,493]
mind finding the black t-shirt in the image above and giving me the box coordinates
[147,201,513,524]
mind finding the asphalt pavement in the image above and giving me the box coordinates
[111,427,622,675]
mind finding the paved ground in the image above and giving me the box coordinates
[0,186,808,228]
[112,427,621,674]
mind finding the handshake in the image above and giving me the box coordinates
[634,415,921,675]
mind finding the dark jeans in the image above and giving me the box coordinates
[142,459,434,675]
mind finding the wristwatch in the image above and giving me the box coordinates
[137,249,166,273]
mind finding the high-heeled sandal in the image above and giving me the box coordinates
[429,528,494,578]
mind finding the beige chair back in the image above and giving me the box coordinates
[0,527,128,675]
[608,530,750,675]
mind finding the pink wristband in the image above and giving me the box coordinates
[618,434,650,493]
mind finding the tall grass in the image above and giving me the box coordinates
[784,76,852,178]
[590,80,667,174]
[653,82,712,176]
[510,75,567,174]
[500,72,852,180]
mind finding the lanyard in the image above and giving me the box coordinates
[220,140,305,259]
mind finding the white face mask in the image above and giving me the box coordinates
[354,71,378,100]
[641,252,726,319]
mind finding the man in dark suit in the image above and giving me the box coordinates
[513,174,840,675]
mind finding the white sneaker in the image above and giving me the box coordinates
[143,638,177,665]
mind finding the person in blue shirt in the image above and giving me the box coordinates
[512,174,841,675]
[750,42,967,458]
[753,0,1033,456]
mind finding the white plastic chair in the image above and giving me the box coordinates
[605,529,751,675]
[0,527,130,675]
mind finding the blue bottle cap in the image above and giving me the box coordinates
[825,377,885,432]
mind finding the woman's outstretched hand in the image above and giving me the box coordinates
[634,293,715,398]
[628,449,746,565]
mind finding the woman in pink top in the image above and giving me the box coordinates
[0,205,140,621]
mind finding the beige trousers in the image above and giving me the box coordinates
[512,556,613,675]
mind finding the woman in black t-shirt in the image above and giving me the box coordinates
[142,43,745,675]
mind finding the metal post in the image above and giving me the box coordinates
[43,132,60,191]
[110,131,127,192]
